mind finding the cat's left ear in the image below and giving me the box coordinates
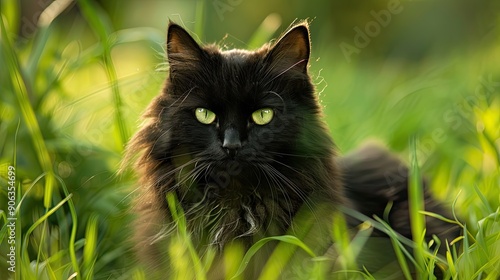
[267,23,311,73]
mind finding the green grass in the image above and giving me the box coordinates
[1,1,499,279]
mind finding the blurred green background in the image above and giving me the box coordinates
[1,0,499,279]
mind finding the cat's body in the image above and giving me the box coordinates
[126,21,459,278]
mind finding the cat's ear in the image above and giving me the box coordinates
[267,23,311,73]
[167,22,203,70]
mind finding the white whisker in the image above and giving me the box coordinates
[264,58,307,86]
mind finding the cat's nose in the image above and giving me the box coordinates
[222,128,242,157]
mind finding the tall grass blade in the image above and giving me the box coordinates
[26,19,50,76]
[83,214,99,279]
[0,0,20,37]
[132,268,146,280]
[257,204,331,280]
[373,216,414,280]
[77,0,129,148]
[12,123,21,280]
[446,250,456,277]
[231,235,316,280]
[481,129,500,166]
[473,184,493,214]
[21,194,73,271]
[408,137,426,276]
[331,211,357,271]
[0,15,55,209]
[55,175,81,280]
[224,243,244,280]
[166,193,206,280]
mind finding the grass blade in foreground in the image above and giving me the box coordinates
[409,137,426,278]
[166,193,206,280]
[0,9,55,209]
[77,0,129,148]
[230,235,316,280]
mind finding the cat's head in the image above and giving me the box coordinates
[133,21,336,192]
[129,22,339,243]
[163,21,319,164]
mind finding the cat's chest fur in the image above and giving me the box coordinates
[170,144,332,247]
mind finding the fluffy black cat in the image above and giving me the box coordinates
[126,21,459,278]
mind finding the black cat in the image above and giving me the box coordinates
[126,21,459,278]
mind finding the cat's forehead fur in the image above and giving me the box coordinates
[165,23,312,111]
[220,48,255,60]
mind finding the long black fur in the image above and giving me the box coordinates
[125,21,459,278]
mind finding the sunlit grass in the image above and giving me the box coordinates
[408,138,427,279]
[1,0,499,279]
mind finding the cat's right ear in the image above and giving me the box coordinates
[266,23,311,74]
[167,22,203,70]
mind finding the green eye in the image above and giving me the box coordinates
[251,108,274,125]
[195,108,216,124]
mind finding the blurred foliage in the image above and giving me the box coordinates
[0,0,499,279]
